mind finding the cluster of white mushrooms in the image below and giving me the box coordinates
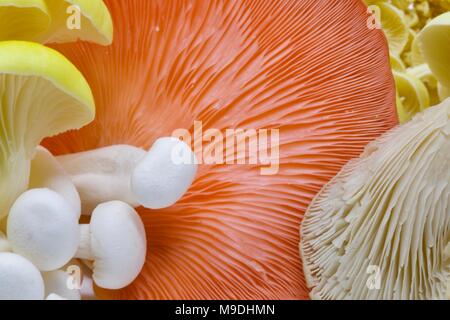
[0,137,197,300]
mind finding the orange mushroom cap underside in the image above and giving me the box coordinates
[44,0,398,300]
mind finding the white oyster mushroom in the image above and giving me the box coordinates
[131,137,198,209]
[57,145,146,214]
[75,201,146,289]
[0,231,10,252]
[0,252,45,300]
[30,146,81,218]
[43,270,81,300]
[301,100,450,300]
[7,188,80,271]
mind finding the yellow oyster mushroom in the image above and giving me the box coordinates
[0,0,112,45]
[377,2,410,56]
[407,64,440,105]
[390,54,406,72]
[0,0,50,41]
[410,34,425,66]
[301,99,450,300]
[417,12,450,88]
[394,70,430,123]
[391,0,413,11]
[395,92,410,124]
[0,41,95,221]
[41,0,113,45]
[438,83,450,101]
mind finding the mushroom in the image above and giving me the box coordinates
[131,137,197,209]
[0,231,11,252]
[0,252,45,300]
[301,99,450,300]
[0,41,95,220]
[46,0,398,299]
[29,146,81,218]
[0,0,113,45]
[46,293,67,300]
[42,270,81,300]
[7,188,80,271]
[74,201,146,290]
[57,145,146,214]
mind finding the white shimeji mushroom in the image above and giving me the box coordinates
[57,138,198,212]
[57,145,146,214]
[42,270,81,300]
[131,137,198,209]
[0,252,45,300]
[301,99,450,300]
[75,201,146,289]
[7,188,80,271]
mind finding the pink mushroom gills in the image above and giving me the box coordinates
[43,0,398,299]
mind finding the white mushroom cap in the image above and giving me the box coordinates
[131,137,197,209]
[43,270,81,300]
[0,231,10,252]
[0,252,45,300]
[77,201,146,289]
[46,293,67,300]
[7,188,80,271]
[29,146,81,218]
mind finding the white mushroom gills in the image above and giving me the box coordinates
[0,252,45,300]
[7,188,80,271]
[57,145,146,214]
[301,99,450,300]
[131,137,198,209]
[75,201,147,289]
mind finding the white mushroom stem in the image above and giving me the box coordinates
[74,201,146,290]
[30,146,81,218]
[0,231,10,252]
[43,270,81,300]
[80,274,96,300]
[131,137,198,209]
[57,145,146,214]
[0,252,45,300]
[76,225,93,260]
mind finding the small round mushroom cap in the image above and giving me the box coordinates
[301,100,450,300]
[131,137,197,209]
[0,252,45,300]
[46,293,67,300]
[7,188,80,271]
[90,201,146,289]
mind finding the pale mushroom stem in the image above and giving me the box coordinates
[75,225,93,261]
[56,145,146,214]
[0,231,10,252]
